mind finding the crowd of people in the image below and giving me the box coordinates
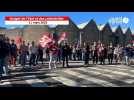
[0,36,134,80]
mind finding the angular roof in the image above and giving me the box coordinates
[115,26,123,34]
[125,27,132,35]
[83,19,99,31]
[77,20,132,34]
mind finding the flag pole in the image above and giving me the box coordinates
[80,31,82,47]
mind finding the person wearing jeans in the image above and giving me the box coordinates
[20,41,28,68]
[0,58,5,83]
[29,41,38,66]
[49,53,57,69]
[48,42,58,69]
[125,56,129,65]
[0,37,8,82]
[84,44,90,66]
[123,45,130,65]
[107,45,114,64]
[57,46,62,63]
[4,37,11,75]
[72,46,76,61]
[36,45,43,65]
[62,42,70,67]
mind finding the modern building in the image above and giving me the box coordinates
[81,19,134,46]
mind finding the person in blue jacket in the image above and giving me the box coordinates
[123,45,131,65]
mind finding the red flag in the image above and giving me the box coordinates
[39,32,53,48]
[15,36,23,49]
[58,32,68,44]
[15,36,23,45]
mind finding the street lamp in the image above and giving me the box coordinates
[98,24,102,43]
[79,31,83,47]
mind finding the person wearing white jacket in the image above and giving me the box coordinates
[114,45,120,64]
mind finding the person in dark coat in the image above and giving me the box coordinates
[36,44,43,64]
[4,37,11,75]
[103,45,107,64]
[10,39,17,67]
[68,45,73,60]
[92,46,98,64]
[0,37,8,80]
[123,45,132,65]
[61,42,70,67]
[46,47,50,61]
[57,45,62,63]
[107,45,114,64]
[98,43,105,65]
[84,43,90,66]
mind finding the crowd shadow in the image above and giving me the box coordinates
[1,69,55,81]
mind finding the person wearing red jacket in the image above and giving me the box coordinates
[48,41,58,70]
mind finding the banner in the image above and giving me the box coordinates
[39,32,53,47]
[5,16,69,25]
